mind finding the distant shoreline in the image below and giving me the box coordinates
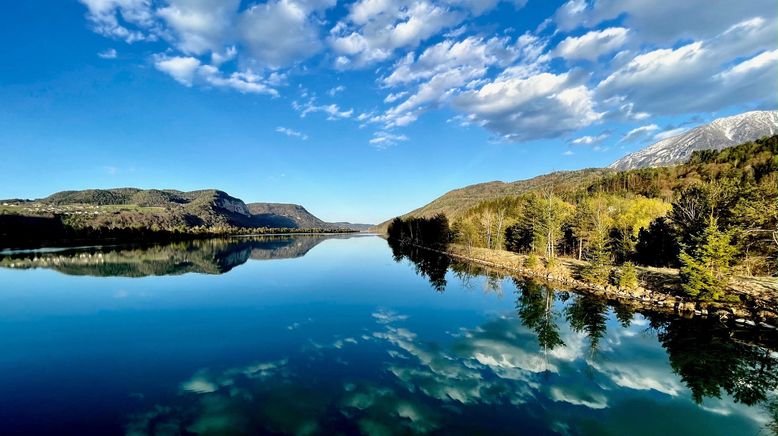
[0,214,362,251]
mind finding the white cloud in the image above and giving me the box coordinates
[549,386,608,409]
[97,48,118,59]
[153,54,277,95]
[570,132,608,145]
[240,0,335,69]
[79,0,156,43]
[452,72,602,141]
[157,0,240,55]
[327,85,346,96]
[620,124,659,143]
[383,35,519,86]
[376,34,542,130]
[384,91,408,103]
[154,55,201,86]
[370,131,408,148]
[293,98,354,119]
[554,27,629,61]
[328,0,525,68]
[553,0,776,45]
[276,126,309,140]
[329,0,464,67]
[596,17,778,114]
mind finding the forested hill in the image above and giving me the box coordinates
[372,168,611,232]
[1,188,371,234]
[248,203,331,229]
[374,135,778,233]
[386,135,778,281]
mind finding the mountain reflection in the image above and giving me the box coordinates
[0,234,359,277]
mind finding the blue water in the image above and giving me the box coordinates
[0,235,775,435]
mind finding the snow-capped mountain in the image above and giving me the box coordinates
[609,110,778,170]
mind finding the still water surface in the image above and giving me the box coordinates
[0,234,776,435]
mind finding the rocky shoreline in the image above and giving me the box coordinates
[413,242,778,329]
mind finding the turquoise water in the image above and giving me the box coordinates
[0,235,775,435]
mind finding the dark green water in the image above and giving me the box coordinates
[0,235,776,435]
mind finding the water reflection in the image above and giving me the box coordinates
[388,238,778,433]
[390,242,450,292]
[2,237,776,434]
[122,275,778,434]
[0,234,361,277]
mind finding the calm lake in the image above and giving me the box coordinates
[0,234,776,435]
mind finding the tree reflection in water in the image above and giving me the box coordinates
[514,278,565,353]
[388,239,450,292]
[390,238,778,423]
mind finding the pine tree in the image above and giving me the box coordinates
[680,217,737,300]
[618,261,639,290]
[580,239,611,286]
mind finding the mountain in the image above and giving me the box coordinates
[610,110,778,170]
[329,222,373,231]
[247,203,330,229]
[1,188,371,235]
[372,168,611,232]
[36,188,257,228]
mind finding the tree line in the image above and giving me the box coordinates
[0,213,357,249]
[389,136,778,301]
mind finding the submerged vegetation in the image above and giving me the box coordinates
[388,136,778,302]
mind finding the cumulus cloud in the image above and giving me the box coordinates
[328,0,526,68]
[240,0,335,69]
[328,0,464,67]
[377,33,546,131]
[157,0,240,55]
[153,54,278,95]
[596,17,778,114]
[79,0,778,147]
[79,0,157,43]
[553,0,776,45]
[554,27,629,61]
[154,55,201,86]
[453,72,602,141]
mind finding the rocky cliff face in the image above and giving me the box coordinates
[212,192,251,216]
[610,110,778,170]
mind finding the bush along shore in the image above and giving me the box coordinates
[387,215,778,329]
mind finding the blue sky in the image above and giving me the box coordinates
[0,0,775,223]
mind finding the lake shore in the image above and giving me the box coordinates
[406,241,778,328]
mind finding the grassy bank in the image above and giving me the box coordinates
[424,242,778,326]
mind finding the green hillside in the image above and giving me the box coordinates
[373,168,612,232]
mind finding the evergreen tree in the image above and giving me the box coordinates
[618,261,639,290]
[580,239,611,286]
[680,217,737,300]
